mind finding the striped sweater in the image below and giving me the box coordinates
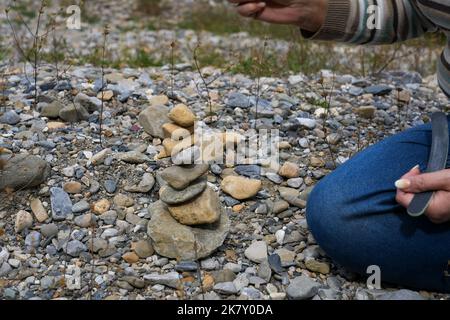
[303,0,450,98]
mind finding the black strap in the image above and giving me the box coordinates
[407,112,449,217]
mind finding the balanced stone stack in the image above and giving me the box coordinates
[145,102,229,260]
[147,164,229,260]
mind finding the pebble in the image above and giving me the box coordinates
[226,92,252,109]
[113,194,134,207]
[104,180,117,193]
[72,200,90,213]
[257,259,272,282]
[224,263,242,273]
[143,272,182,289]
[50,187,73,221]
[221,176,262,200]
[268,254,284,274]
[40,223,58,237]
[377,289,425,300]
[0,247,10,265]
[213,282,238,295]
[297,118,317,129]
[64,240,87,257]
[244,241,268,263]
[92,199,111,214]
[15,210,33,233]
[278,162,300,178]
[147,201,229,260]
[133,240,154,258]
[30,198,49,222]
[287,275,322,300]
[63,181,82,194]
[234,165,261,179]
[25,231,42,248]
[305,259,331,274]
[175,261,198,272]
[287,178,303,188]
[122,252,140,264]
[124,173,155,193]
[0,155,50,190]
[74,214,95,228]
[168,104,196,127]
[278,187,306,208]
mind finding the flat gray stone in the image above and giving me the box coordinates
[143,272,182,289]
[213,282,238,295]
[159,177,207,204]
[160,164,209,190]
[50,187,73,221]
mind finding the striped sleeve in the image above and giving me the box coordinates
[302,0,438,44]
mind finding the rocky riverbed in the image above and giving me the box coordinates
[1,0,449,301]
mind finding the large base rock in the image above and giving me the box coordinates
[0,154,50,190]
[147,200,229,260]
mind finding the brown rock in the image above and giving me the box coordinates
[310,157,325,168]
[221,176,261,200]
[92,199,110,214]
[15,210,33,233]
[122,252,140,264]
[167,187,221,225]
[278,162,300,178]
[97,90,114,101]
[63,181,82,194]
[356,105,376,119]
[168,104,196,127]
[133,240,154,258]
[30,198,49,223]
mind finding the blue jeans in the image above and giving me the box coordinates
[306,118,450,293]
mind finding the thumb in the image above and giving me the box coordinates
[395,169,450,193]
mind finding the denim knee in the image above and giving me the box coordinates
[306,177,340,250]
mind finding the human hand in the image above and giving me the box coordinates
[396,166,450,224]
[228,0,327,33]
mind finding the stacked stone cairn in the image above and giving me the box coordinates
[146,103,230,260]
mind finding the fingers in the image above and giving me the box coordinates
[400,164,421,179]
[235,2,266,17]
[395,188,414,208]
[395,169,450,193]
[395,165,420,208]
